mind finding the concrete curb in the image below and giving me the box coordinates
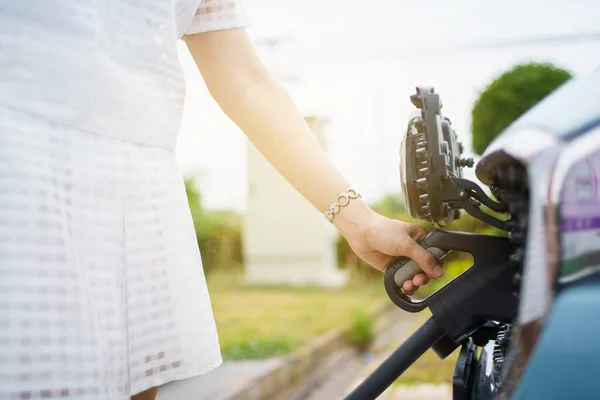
[228,301,395,400]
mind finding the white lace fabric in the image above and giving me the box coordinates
[185,0,249,35]
[0,0,248,399]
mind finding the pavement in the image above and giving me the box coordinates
[344,351,452,400]
[156,359,284,400]
[384,384,452,400]
[157,309,452,400]
[338,310,452,400]
[293,308,451,400]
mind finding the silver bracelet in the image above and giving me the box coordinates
[324,188,361,223]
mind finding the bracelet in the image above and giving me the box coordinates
[324,188,361,223]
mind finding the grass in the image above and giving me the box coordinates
[206,256,473,364]
[207,271,387,360]
[347,309,375,352]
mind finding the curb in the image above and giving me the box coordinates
[228,301,395,400]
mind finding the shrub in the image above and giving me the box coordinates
[222,338,297,361]
[471,62,572,155]
[347,309,374,352]
[185,177,243,275]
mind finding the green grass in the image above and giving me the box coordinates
[224,338,297,361]
[206,256,473,363]
[207,271,386,360]
[347,309,375,352]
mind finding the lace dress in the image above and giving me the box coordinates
[0,1,248,398]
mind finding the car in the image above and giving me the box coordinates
[345,68,600,400]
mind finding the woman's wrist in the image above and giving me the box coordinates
[332,197,377,239]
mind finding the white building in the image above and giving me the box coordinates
[243,116,347,287]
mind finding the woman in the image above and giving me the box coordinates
[0,1,443,399]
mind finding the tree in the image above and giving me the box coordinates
[471,62,572,155]
[184,177,244,274]
[370,194,406,218]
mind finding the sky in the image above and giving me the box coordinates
[174,0,600,212]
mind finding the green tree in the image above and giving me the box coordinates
[471,62,572,155]
[184,177,243,274]
[371,194,406,218]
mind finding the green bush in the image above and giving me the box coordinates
[347,309,374,352]
[222,338,297,361]
[471,62,572,155]
[185,177,243,275]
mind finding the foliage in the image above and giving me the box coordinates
[208,271,386,360]
[223,338,297,361]
[185,177,243,274]
[371,194,409,219]
[347,309,375,352]
[471,62,572,155]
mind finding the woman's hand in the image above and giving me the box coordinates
[336,203,443,295]
[186,30,441,292]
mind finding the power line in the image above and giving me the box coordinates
[457,31,600,50]
[388,32,600,58]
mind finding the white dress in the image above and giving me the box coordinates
[0,1,248,399]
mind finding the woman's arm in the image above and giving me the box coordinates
[184,29,368,231]
[184,29,442,284]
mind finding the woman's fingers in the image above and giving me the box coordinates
[403,239,443,278]
[402,273,429,296]
[412,273,429,286]
[407,223,427,241]
[402,280,416,295]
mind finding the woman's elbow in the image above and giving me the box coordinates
[207,67,271,112]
